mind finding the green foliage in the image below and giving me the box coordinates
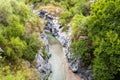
[0,66,26,80]
[92,31,120,80]
[58,0,90,33]
[71,39,92,66]
[42,47,47,59]
[0,0,12,25]
[60,10,72,25]
[6,37,26,62]
[28,0,50,4]
[0,0,42,79]
[0,34,7,46]
[18,2,30,23]
[25,0,120,80]
[62,25,69,32]
[69,0,90,16]
[0,0,42,63]
[0,61,40,80]
[42,0,50,4]
[65,0,120,79]
[59,10,72,31]
[69,14,91,66]
[88,0,120,80]
[23,34,42,62]
[31,0,40,3]
[28,14,44,32]
[0,0,43,79]
[71,40,88,56]
[6,25,24,38]
[70,14,88,40]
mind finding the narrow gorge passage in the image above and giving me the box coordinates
[47,35,82,80]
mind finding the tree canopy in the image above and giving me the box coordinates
[88,0,120,80]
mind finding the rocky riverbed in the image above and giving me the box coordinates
[34,8,93,80]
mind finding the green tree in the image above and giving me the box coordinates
[88,0,120,80]
[0,0,41,63]
[70,14,88,40]
[6,37,26,62]
[0,0,12,25]
[23,34,42,62]
[0,0,42,79]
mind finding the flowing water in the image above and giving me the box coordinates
[47,34,82,80]
[35,9,84,80]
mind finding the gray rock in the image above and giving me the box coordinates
[37,9,93,80]
[35,46,51,80]
[70,58,80,72]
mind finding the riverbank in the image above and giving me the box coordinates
[47,35,82,80]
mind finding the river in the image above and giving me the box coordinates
[47,34,82,80]
[35,9,83,80]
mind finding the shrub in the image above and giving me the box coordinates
[23,34,42,62]
[88,0,120,79]
[60,10,72,25]
[0,0,12,25]
[5,37,26,63]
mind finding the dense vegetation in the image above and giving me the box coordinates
[70,0,120,80]
[0,0,43,79]
[88,0,120,80]
[1,0,120,80]
[29,0,120,80]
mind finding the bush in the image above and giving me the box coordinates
[88,0,120,79]
[0,61,40,80]
[0,0,42,63]
[70,14,88,40]
[0,0,12,25]
[71,39,92,66]
[0,0,42,79]
[23,34,42,62]
[60,10,72,25]
[5,37,26,63]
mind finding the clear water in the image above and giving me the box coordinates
[47,35,81,80]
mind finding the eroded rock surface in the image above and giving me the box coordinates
[35,8,93,80]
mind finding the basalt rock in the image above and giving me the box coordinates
[36,9,93,80]
[35,30,52,80]
[35,47,52,80]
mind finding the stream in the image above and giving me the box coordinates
[35,8,93,80]
[47,34,81,80]
[35,9,82,80]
